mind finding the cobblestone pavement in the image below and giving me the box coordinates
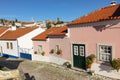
[18,60,120,80]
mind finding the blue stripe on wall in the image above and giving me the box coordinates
[2,53,19,58]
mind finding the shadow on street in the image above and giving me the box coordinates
[25,73,36,80]
[0,57,23,69]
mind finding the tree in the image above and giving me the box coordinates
[12,21,15,26]
[46,22,51,29]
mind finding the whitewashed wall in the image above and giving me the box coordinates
[18,28,45,50]
[0,40,19,57]
[32,54,71,65]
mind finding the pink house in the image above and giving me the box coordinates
[32,26,70,64]
[67,3,120,77]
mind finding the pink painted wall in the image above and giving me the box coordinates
[69,23,120,59]
[49,37,71,60]
[33,41,49,56]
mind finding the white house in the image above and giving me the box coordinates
[0,27,45,59]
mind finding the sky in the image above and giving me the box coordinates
[0,0,120,22]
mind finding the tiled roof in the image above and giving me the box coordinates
[68,4,120,25]
[32,26,67,41]
[48,26,67,36]
[0,28,9,35]
[0,27,38,40]
[22,22,35,25]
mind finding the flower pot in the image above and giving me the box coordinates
[87,64,92,68]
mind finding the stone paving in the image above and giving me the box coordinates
[18,60,120,80]
[0,57,120,80]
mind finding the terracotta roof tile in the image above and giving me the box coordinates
[32,27,59,40]
[32,26,67,41]
[48,26,67,36]
[68,4,120,25]
[0,28,9,35]
[0,27,38,40]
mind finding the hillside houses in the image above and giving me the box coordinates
[0,3,120,79]
[0,27,44,59]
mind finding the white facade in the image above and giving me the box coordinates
[0,40,19,57]
[18,27,45,49]
[0,27,45,57]
[18,27,45,55]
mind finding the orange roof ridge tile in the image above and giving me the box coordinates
[68,4,120,25]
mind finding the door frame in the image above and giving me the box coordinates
[71,42,87,70]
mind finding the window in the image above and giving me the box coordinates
[55,45,60,52]
[73,46,78,55]
[79,46,85,56]
[6,42,9,49]
[10,42,13,49]
[38,45,42,54]
[99,45,112,62]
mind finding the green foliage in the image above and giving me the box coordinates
[46,23,51,29]
[0,67,9,71]
[88,54,96,60]
[111,58,120,72]
[86,54,96,68]
[86,58,93,65]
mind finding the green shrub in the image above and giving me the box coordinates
[0,67,9,71]
[88,54,96,61]
[111,58,120,72]
[86,58,93,65]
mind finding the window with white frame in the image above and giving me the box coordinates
[79,46,85,56]
[6,42,13,49]
[73,46,78,56]
[38,45,42,54]
[99,45,112,62]
[55,45,60,52]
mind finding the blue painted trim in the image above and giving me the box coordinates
[2,53,19,58]
[20,52,32,60]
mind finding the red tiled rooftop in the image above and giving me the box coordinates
[22,22,35,25]
[0,27,38,40]
[32,27,59,40]
[0,28,9,35]
[32,26,67,41]
[68,4,120,25]
[48,26,67,36]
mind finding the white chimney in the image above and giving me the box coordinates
[110,1,116,6]
[11,26,16,30]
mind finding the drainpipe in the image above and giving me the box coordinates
[17,39,20,58]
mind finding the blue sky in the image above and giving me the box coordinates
[0,0,119,22]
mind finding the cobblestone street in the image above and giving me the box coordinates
[18,60,120,80]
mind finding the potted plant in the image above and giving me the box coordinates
[56,49,62,55]
[50,49,54,53]
[34,51,37,54]
[88,54,96,62]
[41,51,45,56]
[111,58,120,72]
[86,58,93,68]
[86,54,96,74]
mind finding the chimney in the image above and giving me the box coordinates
[110,1,116,6]
[11,26,16,30]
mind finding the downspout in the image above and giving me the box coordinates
[17,39,20,58]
